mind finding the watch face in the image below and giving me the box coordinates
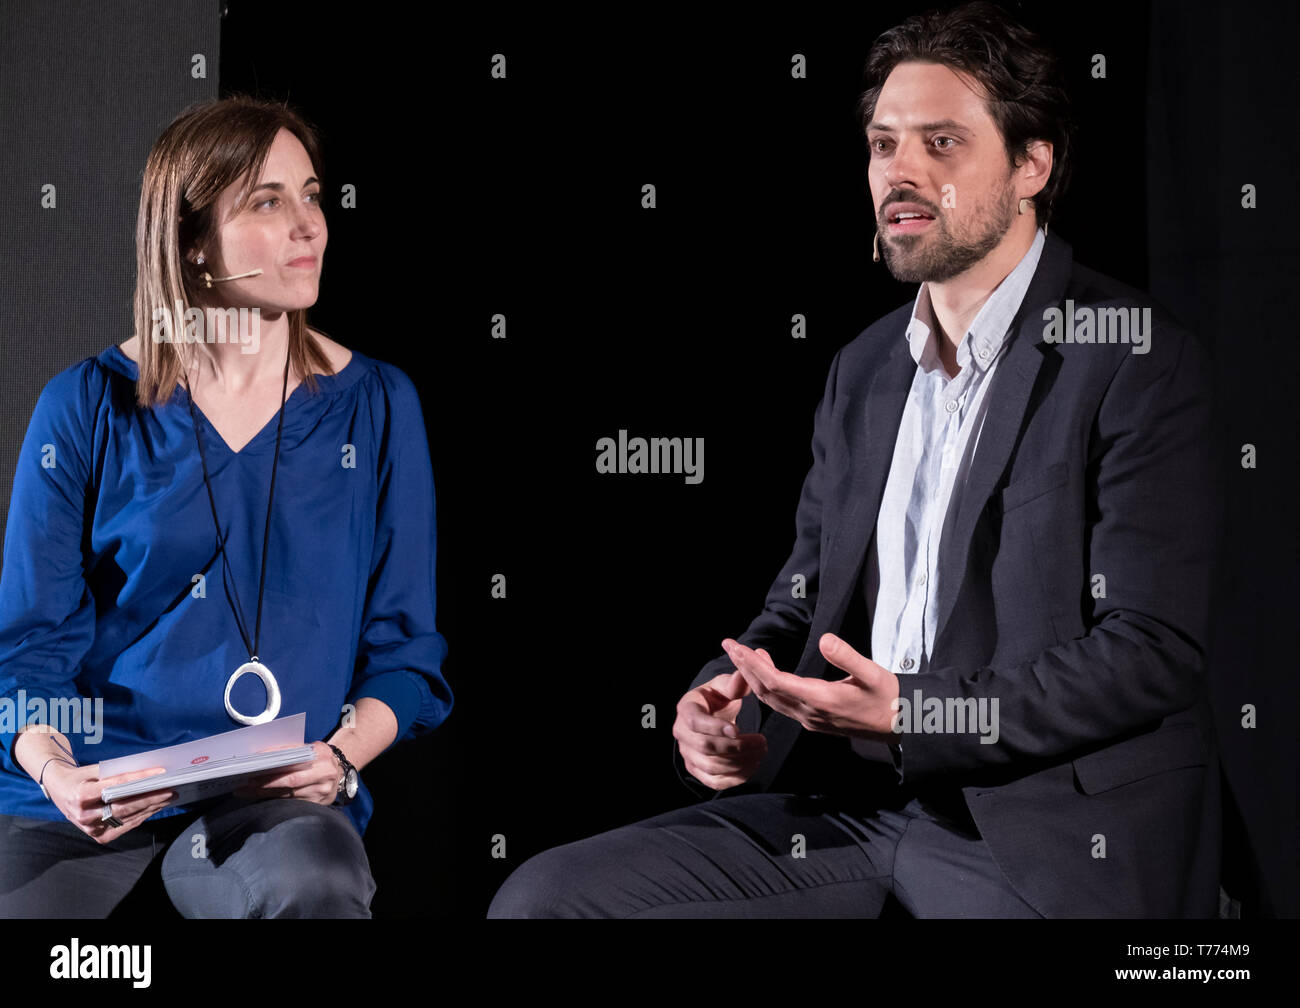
[345,769,359,799]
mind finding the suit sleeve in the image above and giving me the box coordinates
[674,348,844,793]
[347,366,453,749]
[898,325,1222,783]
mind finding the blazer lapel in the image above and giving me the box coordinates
[932,231,1074,647]
[748,332,915,793]
[807,334,917,664]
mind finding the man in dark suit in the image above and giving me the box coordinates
[488,1,1222,918]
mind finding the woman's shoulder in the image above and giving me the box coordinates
[323,336,417,399]
[41,344,121,408]
[21,348,122,470]
[308,328,353,375]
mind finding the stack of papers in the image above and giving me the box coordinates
[99,713,316,805]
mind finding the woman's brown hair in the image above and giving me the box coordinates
[131,95,333,408]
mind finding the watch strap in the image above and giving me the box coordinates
[326,743,356,805]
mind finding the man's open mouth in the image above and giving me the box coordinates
[887,210,935,231]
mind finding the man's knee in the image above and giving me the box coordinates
[488,843,591,918]
[487,823,672,919]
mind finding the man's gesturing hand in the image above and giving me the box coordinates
[673,667,768,791]
[724,634,900,742]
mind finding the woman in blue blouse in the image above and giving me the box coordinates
[0,97,452,917]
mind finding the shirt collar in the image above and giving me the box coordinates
[904,227,1046,375]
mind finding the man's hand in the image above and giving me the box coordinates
[673,668,768,791]
[724,634,900,742]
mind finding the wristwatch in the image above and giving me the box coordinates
[326,743,359,806]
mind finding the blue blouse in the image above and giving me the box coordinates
[0,344,452,836]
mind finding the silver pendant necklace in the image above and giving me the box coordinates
[183,343,292,725]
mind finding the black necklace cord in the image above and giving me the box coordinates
[253,345,292,659]
[180,339,293,664]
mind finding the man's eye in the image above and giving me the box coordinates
[257,197,279,209]
[868,137,956,153]
[306,191,322,204]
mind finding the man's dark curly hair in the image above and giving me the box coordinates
[856,1,1076,230]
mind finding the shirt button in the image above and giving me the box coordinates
[900,657,915,670]
[978,347,990,360]
[944,400,958,413]
[916,572,927,587]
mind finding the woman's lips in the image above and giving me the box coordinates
[286,256,317,268]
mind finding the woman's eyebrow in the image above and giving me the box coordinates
[248,176,321,194]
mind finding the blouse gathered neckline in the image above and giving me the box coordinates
[104,342,368,395]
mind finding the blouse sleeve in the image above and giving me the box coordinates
[347,364,453,747]
[0,364,99,761]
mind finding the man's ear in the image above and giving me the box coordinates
[1017,139,1053,200]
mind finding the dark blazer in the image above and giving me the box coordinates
[674,231,1224,918]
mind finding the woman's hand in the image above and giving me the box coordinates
[233,740,341,806]
[42,761,175,846]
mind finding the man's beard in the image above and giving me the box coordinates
[880,178,1018,283]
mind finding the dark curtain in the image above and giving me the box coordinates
[1146,0,1300,917]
